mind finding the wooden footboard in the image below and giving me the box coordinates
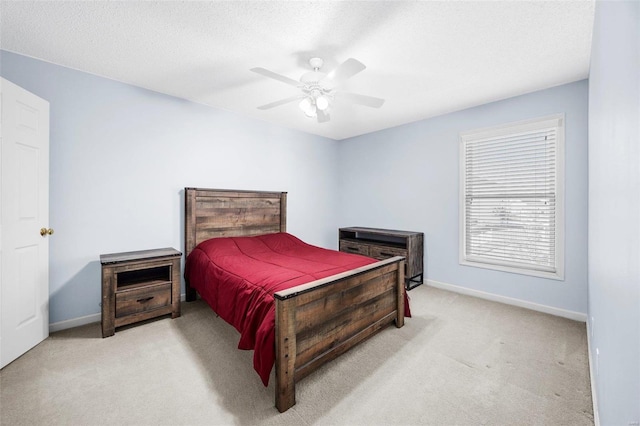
[273,256,405,412]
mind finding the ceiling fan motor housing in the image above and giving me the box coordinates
[309,57,324,70]
[301,58,334,92]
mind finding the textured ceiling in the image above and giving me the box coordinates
[0,1,595,140]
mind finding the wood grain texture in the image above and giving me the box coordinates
[395,257,405,328]
[184,188,405,413]
[339,226,424,288]
[101,267,116,337]
[275,297,296,412]
[184,188,287,258]
[100,249,182,338]
[115,282,171,318]
[274,259,403,379]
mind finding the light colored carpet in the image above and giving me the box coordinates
[0,285,593,425]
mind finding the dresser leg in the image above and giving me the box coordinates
[102,323,115,338]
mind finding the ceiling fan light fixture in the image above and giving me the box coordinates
[316,95,329,111]
[299,97,313,112]
[299,97,317,117]
[304,106,317,118]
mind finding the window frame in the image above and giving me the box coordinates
[459,114,565,280]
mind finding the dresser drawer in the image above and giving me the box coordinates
[338,227,424,290]
[340,241,370,256]
[369,245,407,260]
[115,282,171,318]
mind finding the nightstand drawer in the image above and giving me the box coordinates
[340,241,370,256]
[369,245,407,260]
[115,282,171,318]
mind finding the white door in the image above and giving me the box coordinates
[0,77,50,369]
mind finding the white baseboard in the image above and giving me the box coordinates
[49,293,188,333]
[586,319,601,426]
[49,312,101,333]
[426,279,588,322]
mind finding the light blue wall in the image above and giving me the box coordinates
[588,1,640,425]
[0,51,591,325]
[0,50,339,324]
[337,80,589,315]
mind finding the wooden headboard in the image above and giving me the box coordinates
[184,188,287,258]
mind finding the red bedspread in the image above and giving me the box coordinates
[184,232,410,385]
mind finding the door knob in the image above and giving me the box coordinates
[40,228,54,237]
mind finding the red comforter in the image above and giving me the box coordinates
[184,232,409,385]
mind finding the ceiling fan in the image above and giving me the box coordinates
[250,57,385,123]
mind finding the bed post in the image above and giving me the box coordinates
[185,279,197,302]
[275,296,296,412]
[396,260,405,328]
[279,192,287,232]
[184,188,198,302]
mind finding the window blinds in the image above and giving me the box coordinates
[461,117,563,275]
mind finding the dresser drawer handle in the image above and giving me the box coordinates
[379,252,395,257]
[346,247,360,252]
[137,296,154,303]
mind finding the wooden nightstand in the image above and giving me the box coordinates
[339,227,424,290]
[100,247,182,337]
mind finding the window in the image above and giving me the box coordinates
[459,114,564,280]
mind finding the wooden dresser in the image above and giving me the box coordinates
[100,247,182,337]
[339,227,424,290]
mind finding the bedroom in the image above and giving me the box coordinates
[0,1,638,425]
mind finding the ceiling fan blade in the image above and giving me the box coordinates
[250,67,301,87]
[257,95,302,110]
[317,109,330,123]
[326,58,366,85]
[336,92,385,108]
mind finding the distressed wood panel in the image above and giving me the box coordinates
[339,240,370,256]
[195,197,281,209]
[295,290,396,367]
[115,282,171,318]
[293,271,396,334]
[339,226,424,288]
[273,257,405,412]
[274,260,400,302]
[184,187,287,258]
[294,312,396,382]
[194,224,281,243]
[195,208,281,227]
[275,297,296,412]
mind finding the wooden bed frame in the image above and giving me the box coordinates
[184,187,406,412]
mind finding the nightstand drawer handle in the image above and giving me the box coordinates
[137,296,154,303]
[379,252,394,257]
